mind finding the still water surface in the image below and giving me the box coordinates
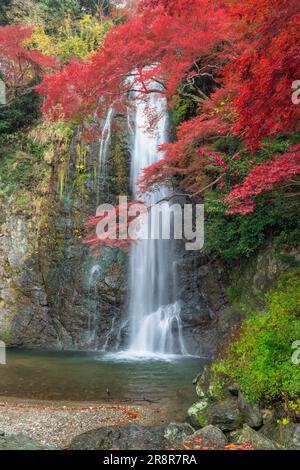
[0,350,206,415]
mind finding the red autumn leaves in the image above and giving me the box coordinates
[1,0,299,216]
[0,25,57,105]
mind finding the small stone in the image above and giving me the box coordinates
[291,425,300,450]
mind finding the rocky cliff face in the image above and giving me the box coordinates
[0,203,58,347]
[175,234,298,358]
[36,127,130,350]
[178,250,227,358]
[0,117,130,350]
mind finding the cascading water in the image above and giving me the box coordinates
[96,107,114,204]
[85,108,114,348]
[86,264,102,348]
[127,93,187,357]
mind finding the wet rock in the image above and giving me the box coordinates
[164,423,194,446]
[262,408,275,426]
[177,251,224,357]
[201,399,244,432]
[233,424,280,450]
[238,392,263,429]
[187,400,209,428]
[0,124,129,351]
[198,266,210,278]
[193,365,211,398]
[191,425,227,449]
[69,424,168,450]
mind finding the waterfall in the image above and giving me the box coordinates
[85,108,114,349]
[127,93,187,357]
[96,107,114,204]
[86,264,102,349]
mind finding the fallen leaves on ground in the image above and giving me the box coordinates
[183,437,254,451]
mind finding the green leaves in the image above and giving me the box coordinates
[213,272,300,407]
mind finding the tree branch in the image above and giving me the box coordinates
[150,173,226,207]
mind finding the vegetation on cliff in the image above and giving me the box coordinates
[213,271,300,417]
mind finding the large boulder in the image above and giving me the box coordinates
[261,422,300,450]
[164,423,194,446]
[233,424,280,450]
[238,392,263,429]
[291,425,300,450]
[193,366,212,398]
[190,425,227,449]
[69,424,167,450]
[187,399,210,428]
[193,366,234,402]
[202,399,244,432]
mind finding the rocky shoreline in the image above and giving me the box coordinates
[0,402,145,449]
[185,366,300,450]
[1,367,299,450]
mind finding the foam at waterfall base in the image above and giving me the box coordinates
[128,301,188,356]
[98,350,195,363]
[96,301,200,362]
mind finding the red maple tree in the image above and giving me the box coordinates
[35,0,300,223]
[223,0,300,146]
[36,0,228,121]
[139,0,300,212]
[0,24,57,106]
[227,144,300,214]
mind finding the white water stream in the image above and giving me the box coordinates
[127,93,187,357]
[86,96,188,357]
[86,108,114,348]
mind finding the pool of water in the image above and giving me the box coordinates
[0,349,206,413]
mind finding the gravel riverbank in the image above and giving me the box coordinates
[0,401,160,449]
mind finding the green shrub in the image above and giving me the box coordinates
[170,94,196,127]
[0,129,48,197]
[227,283,242,303]
[0,89,40,136]
[204,186,300,262]
[213,271,300,406]
[0,153,34,195]
[202,133,300,262]
[214,135,241,154]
